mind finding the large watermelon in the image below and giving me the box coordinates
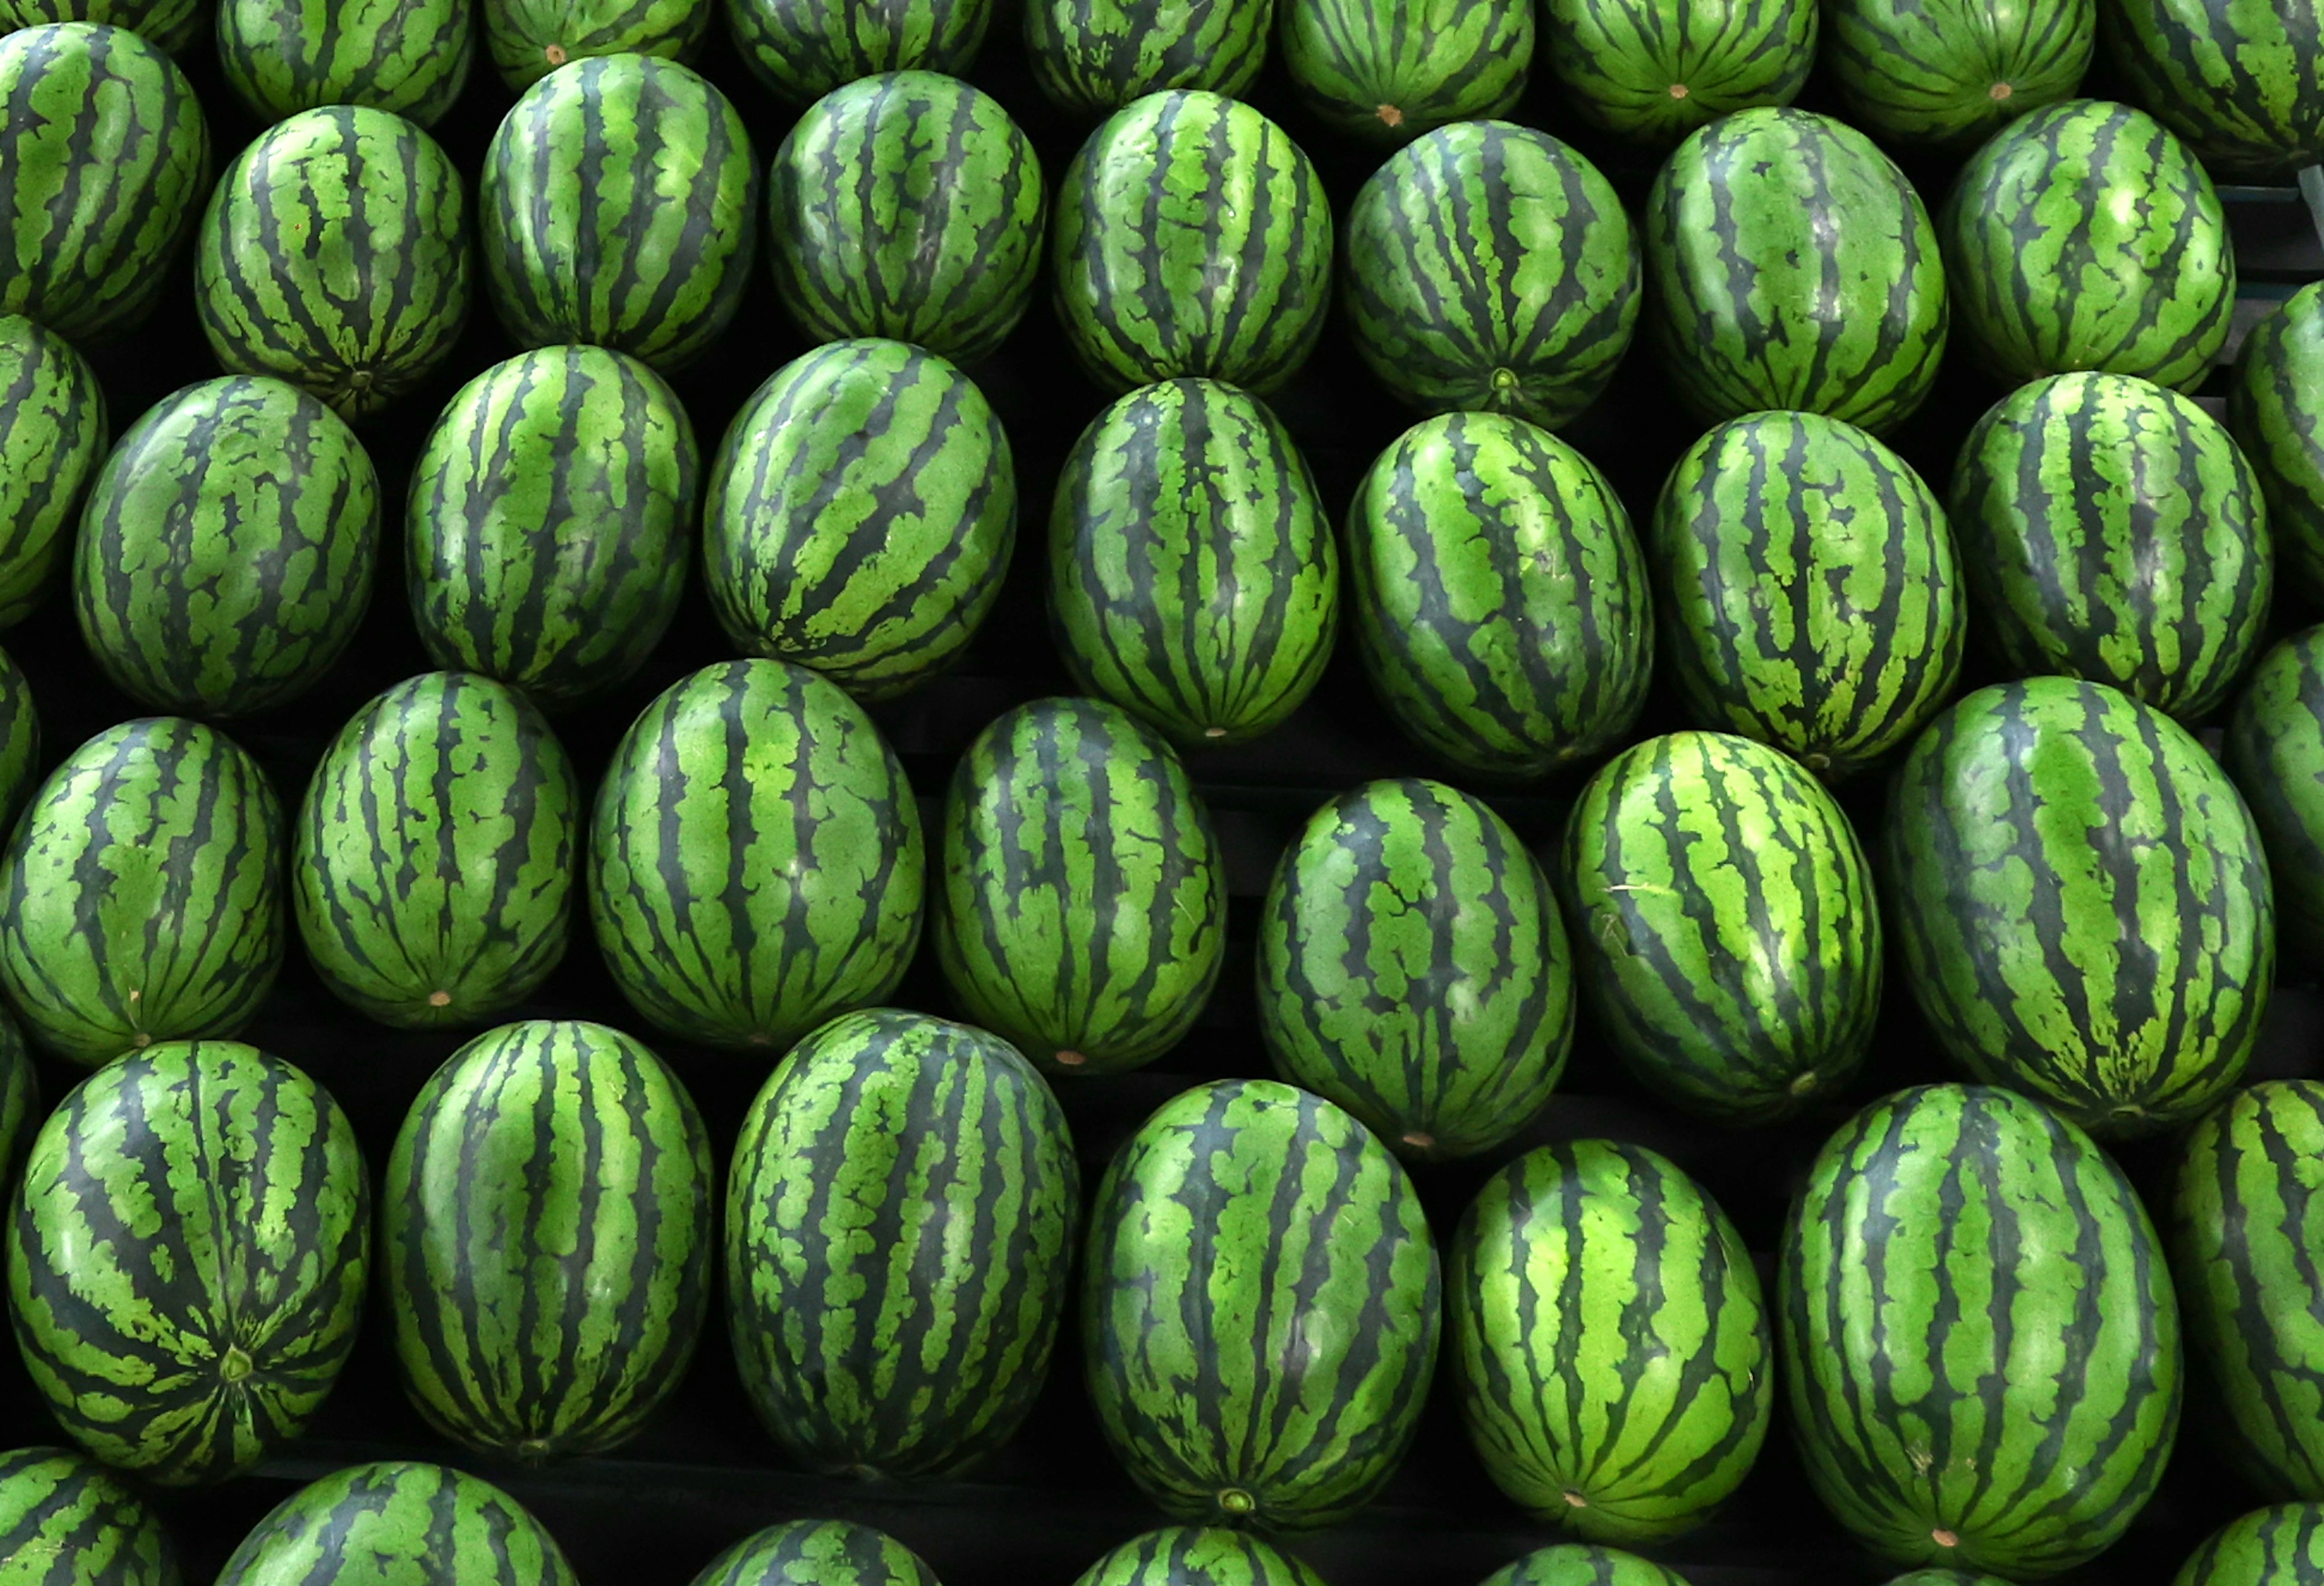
[0,1447,180,1584]
[0,0,208,53]
[1278,0,1532,142]
[703,338,1015,699]
[2106,0,2322,179]
[727,1009,1078,1477]
[1480,1546,1692,1586]
[1344,122,1638,431]
[1826,0,2093,145]
[1083,1078,1440,1532]
[0,316,104,631]
[1073,1529,1324,1586]
[217,0,473,126]
[1049,91,1331,395]
[2175,1506,2324,1585]
[2228,627,2324,957]
[692,1520,942,1586]
[2230,280,2324,604]
[1539,0,1816,146]
[74,376,380,719]
[213,1463,577,1586]
[727,0,990,100]
[7,1041,369,1486]
[1782,1084,2181,1576]
[485,0,709,85]
[1026,0,1268,115]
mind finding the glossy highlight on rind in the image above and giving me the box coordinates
[0,1446,182,1585]
[211,1461,579,1586]
[0,314,106,630]
[1278,0,1532,142]
[1825,0,2092,146]
[217,0,474,126]
[1540,0,1815,146]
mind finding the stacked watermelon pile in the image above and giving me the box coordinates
[1,0,2323,1581]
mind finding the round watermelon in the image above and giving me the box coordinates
[727,0,990,101]
[1026,0,1267,115]
[1481,1547,1694,1586]
[2106,0,2323,180]
[214,1463,577,1586]
[0,0,208,53]
[1540,0,1815,146]
[0,315,106,630]
[1826,0,2093,145]
[692,1520,942,1586]
[2230,279,2324,605]
[1072,1529,1325,1586]
[217,0,474,126]
[2174,1507,2324,1586]
[485,0,710,86]
[0,1446,179,1584]
[2228,627,2324,961]
[1278,0,1532,142]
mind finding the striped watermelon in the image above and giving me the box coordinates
[1051,379,1337,747]
[1073,1529,1324,1586]
[1482,1546,1693,1586]
[1452,1141,1770,1545]
[767,71,1043,366]
[385,1019,712,1461]
[1561,732,1880,1123]
[1083,1078,1440,1532]
[727,0,990,100]
[1050,91,1331,395]
[2175,1506,2324,1585]
[0,718,284,1067]
[1938,99,2233,393]
[73,376,381,719]
[703,338,1014,699]
[214,1463,577,1586]
[483,55,758,371]
[1648,410,1965,777]
[1782,1083,2181,1576]
[0,315,105,631]
[217,0,474,126]
[7,1041,369,1486]
[1885,677,2271,1136]
[936,696,1226,1078]
[1826,0,2093,145]
[2228,628,2324,957]
[2230,281,2324,604]
[1539,0,1816,146]
[692,1520,941,1586]
[1259,778,1573,1161]
[2106,0,2323,179]
[0,1009,33,1192]
[407,346,698,710]
[1026,0,1269,115]
[485,0,710,85]
[0,24,209,343]
[1279,0,1533,142]
[727,1008,1078,1477]
[0,645,39,831]
[0,1447,179,1585]
[0,0,207,53]
[195,106,471,419]
[1880,1576,2015,1586]
[295,672,580,1028]
[589,659,925,1051]
[1646,108,1948,432]
[1950,370,2271,720]
[1344,122,1638,431]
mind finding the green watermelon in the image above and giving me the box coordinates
[703,338,1014,699]
[407,345,698,710]
[214,1463,577,1586]
[1539,0,1815,146]
[1083,1078,1440,1532]
[1782,1084,2180,1576]
[7,1041,368,1486]
[0,1447,180,1585]
[588,659,925,1051]
[217,0,474,126]
[0,1009,34,1192]
[0,644,39,830]
[1259,778,1572,1161]
[1939,98,2233,393]
[2106,0,2322,179]
[483,54,758,371]
[1453,1141,1770,1545]
[1561,732,1880,1123]
[485,0,709,85]
[1072,1529,1324,1586]
[1344,121,1638,430]
[1026,0,1268,115]
[1480,1546,1692,1586]
[1050,91,1331,394]
[692,1520,942,1586]
[936,696,1226,1078]
[0,315,105,630]
[1879,1576,2015,1586]
[766,71,1043,365]
[73,376,381,719]
[0,23,209,343]
[727,1008,1078,1477]
[2228,628,2324,958]
[1647,108,1948,432]
[0,718,284,1067]
[2175,1506,2324,1585]
[1826,0,2093,145]
[0,0,207,53]
[385,1019,712,1461]
[727,0,990,101]
[2230,281,2324,605]
[1279,0,1532,142]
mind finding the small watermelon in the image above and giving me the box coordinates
[0,315,106,629]
[1026,0,1268,115]
[485,0,710,85]
[2230,280,2324,604]
[727,0,990,101]
[1540,0,1816,146]
[692,1520,943,1586]
[217,0,474,126]
[1279,0,1532,142]
[214,1463,577,1586]
[1826,0,2093,145]
[0,645,39,831]
[2175,1506,2324,1585]
[2106,0,2323,180]
[0,1447,180,1585]
[1480,1546,1692,1586]
[2228,628,2324,958]
[0,0,208,53]
[1072,1529,1325,1586]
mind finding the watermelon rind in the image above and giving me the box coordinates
[213,1462,578,1586]
[2171,1504,2324,1586]
[1278,0,1532,143]
[1825,0,2093,146]
[691,1519,942,1586]
[1479,1545,1693,1586]
[0,1446,180,1585]
[2227,626,2324,960]
[217,0,475,127]
[725,0,991,102]
[1025,0,1269,116]
[1540,0,1816,147]
[2230,279,2324,606]
[0,315,105,631]
[1072,1527,1326,1586]
[2104,0,2324,181]
[484,0,711,87]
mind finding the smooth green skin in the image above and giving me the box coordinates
[1480,1545,1692,1586]
[1050,91,1331,395]
[0,718,284,1068]
[0,315,106,631]
[1543,0,1811,147]
[0,24,209,344]
[213,1462,578,1586]
[1938,98,2233,394]
[73,376,381,720]
[2231,280,2324,605]
[1650,410,1965,778]
[218,0,474,127]
[1949,370,2272,722]
[767,71,1044,367]
[485,0,710,86]
[0,645,39,834]
[7,1042,369,1486]
[0,0,206,53]
[2175,1505,2324,1585]
[704,338,1015,700]
[2228,628,2324,959]
[1279,0,1532,143]
[1827,0,2093,146]
[1072,1527,1325,1586]
[2106,0,2323,179]
[384,1020,712,1461]
[691,1519,941,1586]
[0,1447,180,1585]
[0,1010,33,1194]
[1027,0,1269,116]
[726,0,991,102]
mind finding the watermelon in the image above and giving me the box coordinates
[385,1019,713,1461]
[1826,0,2093,145]
[588,659,925,1051]
[0,717,284,1067]
[1561,732,1881,1123]
[7,1041,369,1486]
[727,1008,1078,1477]
[1646,107,1948,432]
[703,338,1014,699]
[295,672,581,1028]
[73,376,381,719]
[0,315,105,631]
[692,1520,942,1586]
[1050,91,1331,395]
[1026,0,1268,116]
[1480,1546,1692,1586]
[767,71,1043,366]
[0,23,209,343]
[0,1447,180,1585]
[195,106,471,419]
[727,0,990,101]
[1949,370,2271,721]
[1880,1576,2015,1586]
[483,54,758,371]
[1538,0,1816,146]
[2230,280,2324,604]
[1258,778,1573,1161]
[1344,122,1638,431]
[1648,410,1965,776]
[214,1463,577,1586]
[2175,1506,2324,1585]
[936,696,1227,1078]
[1452,1141,1771,1545]
[1049,379,1338,747]
[1885,677,2271,1137]
[217,0,474,126]
[1938,98,2233,393]
[0,0,206,53]
[0,1009,33,1191]
[485,0,710,86]
[2228,628,2324,957]
[1083,1078,1440,1532]
[1072,1529,1324,1586]
[1278,0,1532,142]
[0,644,39,830]
[1781,1083,2181,1576]
[2106,0,2323,179]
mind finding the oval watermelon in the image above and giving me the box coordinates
[0,316,104,631]
[1540,0,1815,147]
[0,0,208,53]
[1826,0,2093,145]
[1026,0,1267,116]
[2175,1506,2324,1585]
[0,1446,180,1584]
[1482,1546,1693,1586]
[692,1520,942,1586]
[727,0,990,101]
[1073,1529,1325,1586]
[2106,0,2323,180]
[485,0,709,86]
[2230,280,2324,605]
[214,1463,577,1586]
[2227,627,2324,959]
[217,0,473,126]
[1279,0,1532,142]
